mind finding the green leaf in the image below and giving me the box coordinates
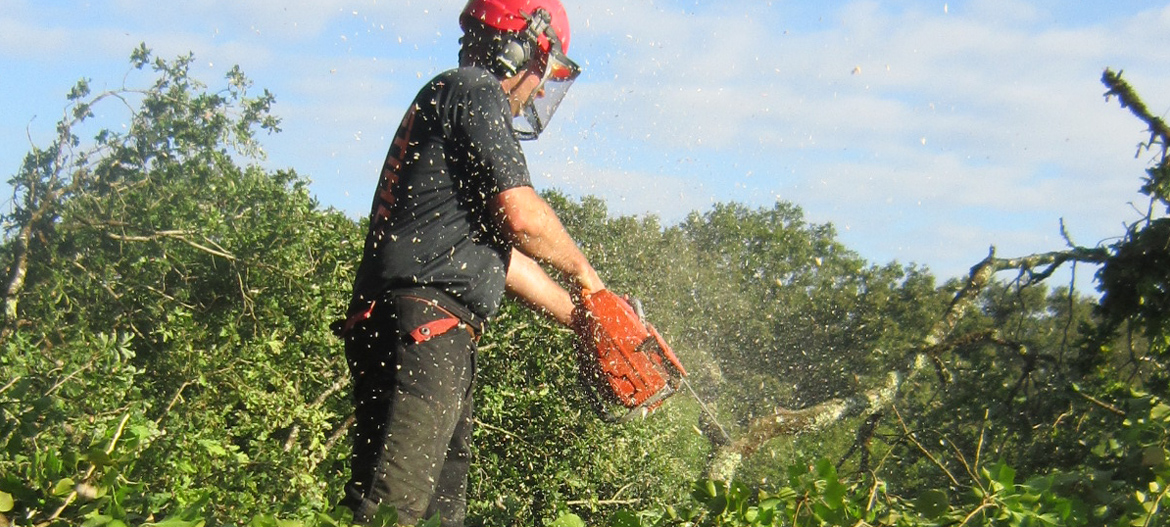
[145,517,204,527]
[366,504,398,527]
[1142,446,1166,467]
[997,464,1016,489]
[52,478,76,496]
[774,488,799,501]
[823,479,846,507]
[249,515,277,527]
[197,439,228,457]
[607,510,640,527]
[815,458,836,479]
[1037,512,1060,526]
[0,491,12,512]
[916,490,949,519]
[1151,402,1170,421]
[547,513,585,527]
[82,514,113,527]
[708,495,729,516]
[84,448,114,467]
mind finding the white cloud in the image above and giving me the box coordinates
[541,0,1170,280]
[5,0,1170,283]
[528,152,715,221]
[0,16,71,60]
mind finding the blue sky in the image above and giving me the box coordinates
[3,0,1169,285]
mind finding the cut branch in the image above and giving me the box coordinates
[284,374,350,452]
[704,244,1109,480]
[103,229,236,261]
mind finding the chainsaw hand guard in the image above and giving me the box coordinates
[573,290,687,422]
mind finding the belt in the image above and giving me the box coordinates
[332,288,482,343]
[398,294,481,343]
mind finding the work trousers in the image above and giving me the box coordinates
[340,294,477,527]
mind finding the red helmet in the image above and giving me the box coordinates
[460,0,571,55]
[460,0,580,140]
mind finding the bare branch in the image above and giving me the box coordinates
[1073,387,1126,416]
[284,374,350,452]
[156,380,194,425]
[892,405,961,488]
[308,413,355,474]
[474,418,532,446]
[565,498,641,507]
[0,375,19,396]
[1103,69,1170,159]
[103,229,236,261]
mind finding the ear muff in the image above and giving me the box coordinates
[490,34,532,78]
[486,7,558,79]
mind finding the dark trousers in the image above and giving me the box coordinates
[341,295,477,527]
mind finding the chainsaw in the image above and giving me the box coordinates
[572,289,695,423]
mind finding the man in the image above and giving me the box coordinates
[336,0,602,525]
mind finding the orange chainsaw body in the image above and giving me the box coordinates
[575,290,687,422]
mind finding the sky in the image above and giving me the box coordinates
[3,0,1170,286]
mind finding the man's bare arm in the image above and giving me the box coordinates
[492,186,604,294]
[504,249,575,326]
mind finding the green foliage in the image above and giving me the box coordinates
[601,459,1091,527]
[4,48,1170,527]
[549,194,946,431]
[1097,218,1170,356]
[468,292,710,526]
[0,45,358,525]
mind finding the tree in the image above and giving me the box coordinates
[6,44,1168,527]
[632,68,1170,527]
[0,45,360,525]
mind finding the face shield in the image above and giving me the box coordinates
[512,38,581,140]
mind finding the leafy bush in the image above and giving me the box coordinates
[3,48,1168,527]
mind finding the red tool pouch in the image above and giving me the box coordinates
[409,317,462,344]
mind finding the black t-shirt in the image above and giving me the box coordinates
[349,66,533,319]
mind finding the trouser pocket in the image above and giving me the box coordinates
[342,295,477,526]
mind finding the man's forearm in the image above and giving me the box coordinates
[493,186,604,293]
[505,249,575,327]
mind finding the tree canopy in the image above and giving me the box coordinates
[1,47,1168,527]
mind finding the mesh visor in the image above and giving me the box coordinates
[513,50,580,140]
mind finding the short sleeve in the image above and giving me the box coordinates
[450,77,533,197]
